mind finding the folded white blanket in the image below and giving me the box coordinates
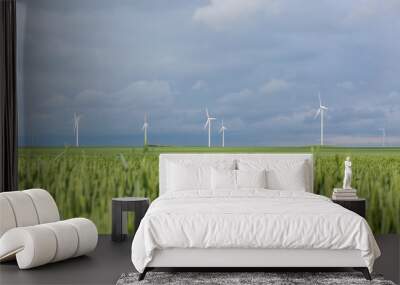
[131,190,380,273]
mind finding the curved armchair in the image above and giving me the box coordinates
[0,189,98,269]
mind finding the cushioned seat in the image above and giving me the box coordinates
[0,189,98,269]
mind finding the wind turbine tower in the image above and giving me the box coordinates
[204,108,216,148]
[314,93,328,146]
[142,113,149,146]
[219,120,227,147]
[379,128,386,147]
[73,113,81,147]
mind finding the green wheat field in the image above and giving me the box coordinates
[18,146,400,234]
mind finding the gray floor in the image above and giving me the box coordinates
[0,235,398,285]
[0,235,133,285]
[375,234,400,284]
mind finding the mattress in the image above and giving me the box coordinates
[131,190,380,273]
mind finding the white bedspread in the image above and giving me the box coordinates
[131,190,380,273]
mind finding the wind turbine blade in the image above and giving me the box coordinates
[73,116,78,130]
[318,92,322,107]
[204,120,209,129]
[206,108,209,118]
[314,108,321,119]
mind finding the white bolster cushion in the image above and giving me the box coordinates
[42,221,79,262]
[24,189,60,224]
[0,191,39,227]
[0,196,17,237]
[0,226,57,269]
[63,218,98,257]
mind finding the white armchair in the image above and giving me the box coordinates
[0,189,98,269]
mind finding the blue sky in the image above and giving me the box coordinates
[17,0,400,146]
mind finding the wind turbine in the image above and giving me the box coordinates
[73,113,81,147]
[142,113,149,146]
[204,108,216,148]
[379,128,386,147]
[314,92,328,146]
[219,120,227,147]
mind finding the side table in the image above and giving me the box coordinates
[332,198,366,218]
[112,197,150,242]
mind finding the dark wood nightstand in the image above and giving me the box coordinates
[332,198,366,218]
[112,197,150,242]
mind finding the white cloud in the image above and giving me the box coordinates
[252,109,314,130]
[71,80,173,111]
[327,135,400,146]
[259,79,290,95]
[217,88,253,104]
[19,1,400,146]
[74,90,108,107]
[226,116,245,130]
[41,93,68,108]
[344,0,400,24]
[193,0,280,29]
[336,81,355,90]
[29,80,175,136]
[388,91,399,99]
[114,80,173,109]
[192,80,207,90]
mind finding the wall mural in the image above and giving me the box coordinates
[17,0,400,234]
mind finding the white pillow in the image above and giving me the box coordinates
[236,169,267,189]
[167,162,211,191]
[238,159,307,191]
[211,168,236,190]
[266,162,307,191]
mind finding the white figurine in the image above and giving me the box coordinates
[343,156,352,189]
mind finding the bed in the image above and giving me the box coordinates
[131,153,380,280]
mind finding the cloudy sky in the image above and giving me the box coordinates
[17,0,400,146]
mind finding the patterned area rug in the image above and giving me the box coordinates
[116,272,396,285]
